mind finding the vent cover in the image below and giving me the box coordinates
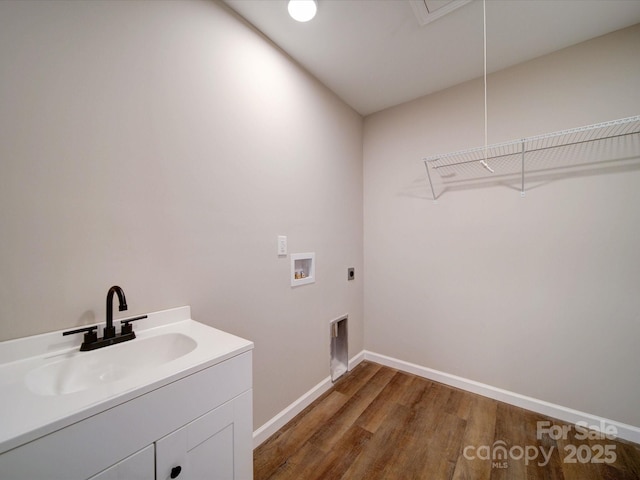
[409,0,472,26]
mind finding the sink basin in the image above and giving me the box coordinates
[25,332,197,396]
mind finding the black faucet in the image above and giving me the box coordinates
[105,285,127,339]
[62,285,147,351]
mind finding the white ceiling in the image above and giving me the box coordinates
[224,0,640,116]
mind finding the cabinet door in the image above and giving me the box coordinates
[156,390,252,480]
[87,445,154,480]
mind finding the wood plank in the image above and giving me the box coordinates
[259,440,327,480]
[253,389,349,479]
[556,424,605,480]
[614,440,640,478]
[396,410,466,479]
[331,361,381,397]
[451,395,497,480]
[354,371,415,433]
[521,410,564,480]
[339,403,414,480]
[310,425,372,479]
[396,375,433,409]
[307,366,396,453]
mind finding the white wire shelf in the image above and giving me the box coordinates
[423,115,640,199]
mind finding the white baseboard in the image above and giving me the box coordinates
[349,350,365,370]
[363,350,640,445]
[252,375,331,448]
[254,349,640,447]
[252,352,366,448]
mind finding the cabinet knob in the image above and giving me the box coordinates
[170,465,182,478]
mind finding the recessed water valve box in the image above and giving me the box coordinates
[291,253,315,287]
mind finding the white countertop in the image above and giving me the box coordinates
[0,306,253,454]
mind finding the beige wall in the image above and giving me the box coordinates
[0,0,364,429]
[363,24,640,428]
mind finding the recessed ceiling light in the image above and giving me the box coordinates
[288,0,317,22]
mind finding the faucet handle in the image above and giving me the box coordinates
[120,315,147,335]
[62,325,99,345]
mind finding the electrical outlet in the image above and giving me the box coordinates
[348,267,355,281]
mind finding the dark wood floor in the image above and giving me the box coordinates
[254,361,640,480]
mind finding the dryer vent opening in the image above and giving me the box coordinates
[330,316,348,382]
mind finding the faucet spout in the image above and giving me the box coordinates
[105,285,127,339]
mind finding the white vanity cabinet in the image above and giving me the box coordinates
[0,309,254,480]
